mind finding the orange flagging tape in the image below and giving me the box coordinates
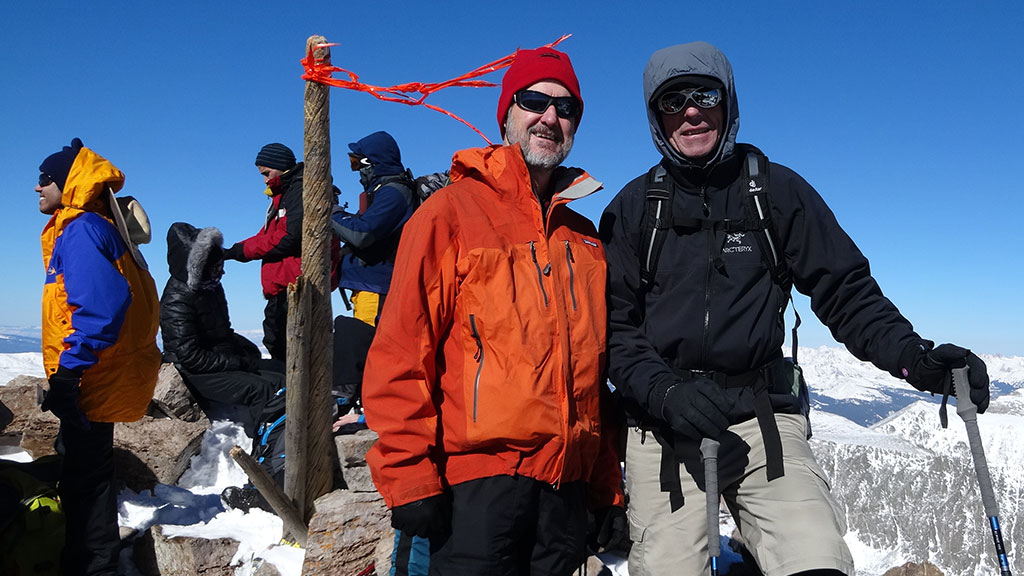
[301,35,571,145]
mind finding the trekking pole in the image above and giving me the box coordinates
[700,438,721,576]
[950,366,1012,575]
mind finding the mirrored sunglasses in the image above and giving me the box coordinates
[349,154,371,171]
[656,87,723,115]
[38,173,55,187]
[513,90,580,119]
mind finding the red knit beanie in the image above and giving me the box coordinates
[497,47,582,139]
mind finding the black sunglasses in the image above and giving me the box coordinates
[38,173,55,187]
[513,90,580,119]
[656,87,723,115]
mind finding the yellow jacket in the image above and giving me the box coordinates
[40,146,160,422]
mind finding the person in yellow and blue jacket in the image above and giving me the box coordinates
[36,138,161,576]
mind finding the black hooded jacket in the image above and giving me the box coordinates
[161,222,261,374]
[601,42,923,422]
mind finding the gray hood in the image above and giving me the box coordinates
[644,41,739,169]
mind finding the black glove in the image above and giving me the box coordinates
[651,378,730,440]
[590,506,628,552]
[389,493,450,539]
[42,366,90,430]
[901,341,990,413]
[223,242,245,262]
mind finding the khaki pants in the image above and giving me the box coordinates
[625,413,855,576]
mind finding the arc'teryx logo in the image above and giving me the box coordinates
[722,231,752,254]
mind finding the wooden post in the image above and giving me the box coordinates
[297,34,336,519]
[284,277,309,517]
[230,446,308,547]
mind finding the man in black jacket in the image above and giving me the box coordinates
[223,143,341,363]
[601,41,990,576]
[161,222,283,435]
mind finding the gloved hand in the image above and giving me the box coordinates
[41,366,90,430]
[331,204,354,219]
[223,242,245,262]
[389,493,450,539]
[590,506,628,552]
[901,341,990,413]
[651,378,730,440]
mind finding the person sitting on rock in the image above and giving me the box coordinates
[159,222,284,436]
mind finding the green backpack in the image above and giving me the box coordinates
[0,456,65,576]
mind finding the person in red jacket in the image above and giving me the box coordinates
[362,47,625,575]
[224,143,340,363]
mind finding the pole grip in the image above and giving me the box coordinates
[952,367,999,517]
[700,438,721,560]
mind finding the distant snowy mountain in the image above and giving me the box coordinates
[0,331,41,354]
[795,346,1024,575]
[801,346,1024,426]
[812,393,1023,576]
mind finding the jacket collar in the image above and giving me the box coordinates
[450,144,602,208]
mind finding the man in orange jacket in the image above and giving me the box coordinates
[37,138,161,575]
[362,47,625,574]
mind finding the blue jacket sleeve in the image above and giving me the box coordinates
[331,184,412,250]
[59,214,132,373]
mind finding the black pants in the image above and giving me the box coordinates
[183,369,284,436]
[58,421,118,576]
[429,476,587,576]
[263,291,289,362]
[332,315,376,402]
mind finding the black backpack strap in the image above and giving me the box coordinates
[742,151,800,361]
[639,165,673,291]
[743,150,801,479]
[374,172,416,208]
[743,152,788,286]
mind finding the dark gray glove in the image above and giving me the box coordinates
[651,378,730,440]
[590,505,628,552]
[389,493,450,539]
[901,341,990,413]
[223,242,245,262]
[42,366,90,430]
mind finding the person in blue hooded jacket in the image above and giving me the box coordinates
[331,131,427,576]
[331,130,416,326]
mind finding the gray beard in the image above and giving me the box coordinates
[508,125,573,170]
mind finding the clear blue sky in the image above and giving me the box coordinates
[3,1,1022,356]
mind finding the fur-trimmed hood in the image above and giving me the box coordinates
[166,222,224,289]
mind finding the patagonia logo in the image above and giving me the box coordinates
[583,239,598,247]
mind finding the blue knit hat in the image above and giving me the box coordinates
[254,143,296,171]
[40,137,84,191]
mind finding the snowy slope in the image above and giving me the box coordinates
[812,391,1024,576]
[0,351,44,384]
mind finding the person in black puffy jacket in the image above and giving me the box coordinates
[160,222,283,435]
